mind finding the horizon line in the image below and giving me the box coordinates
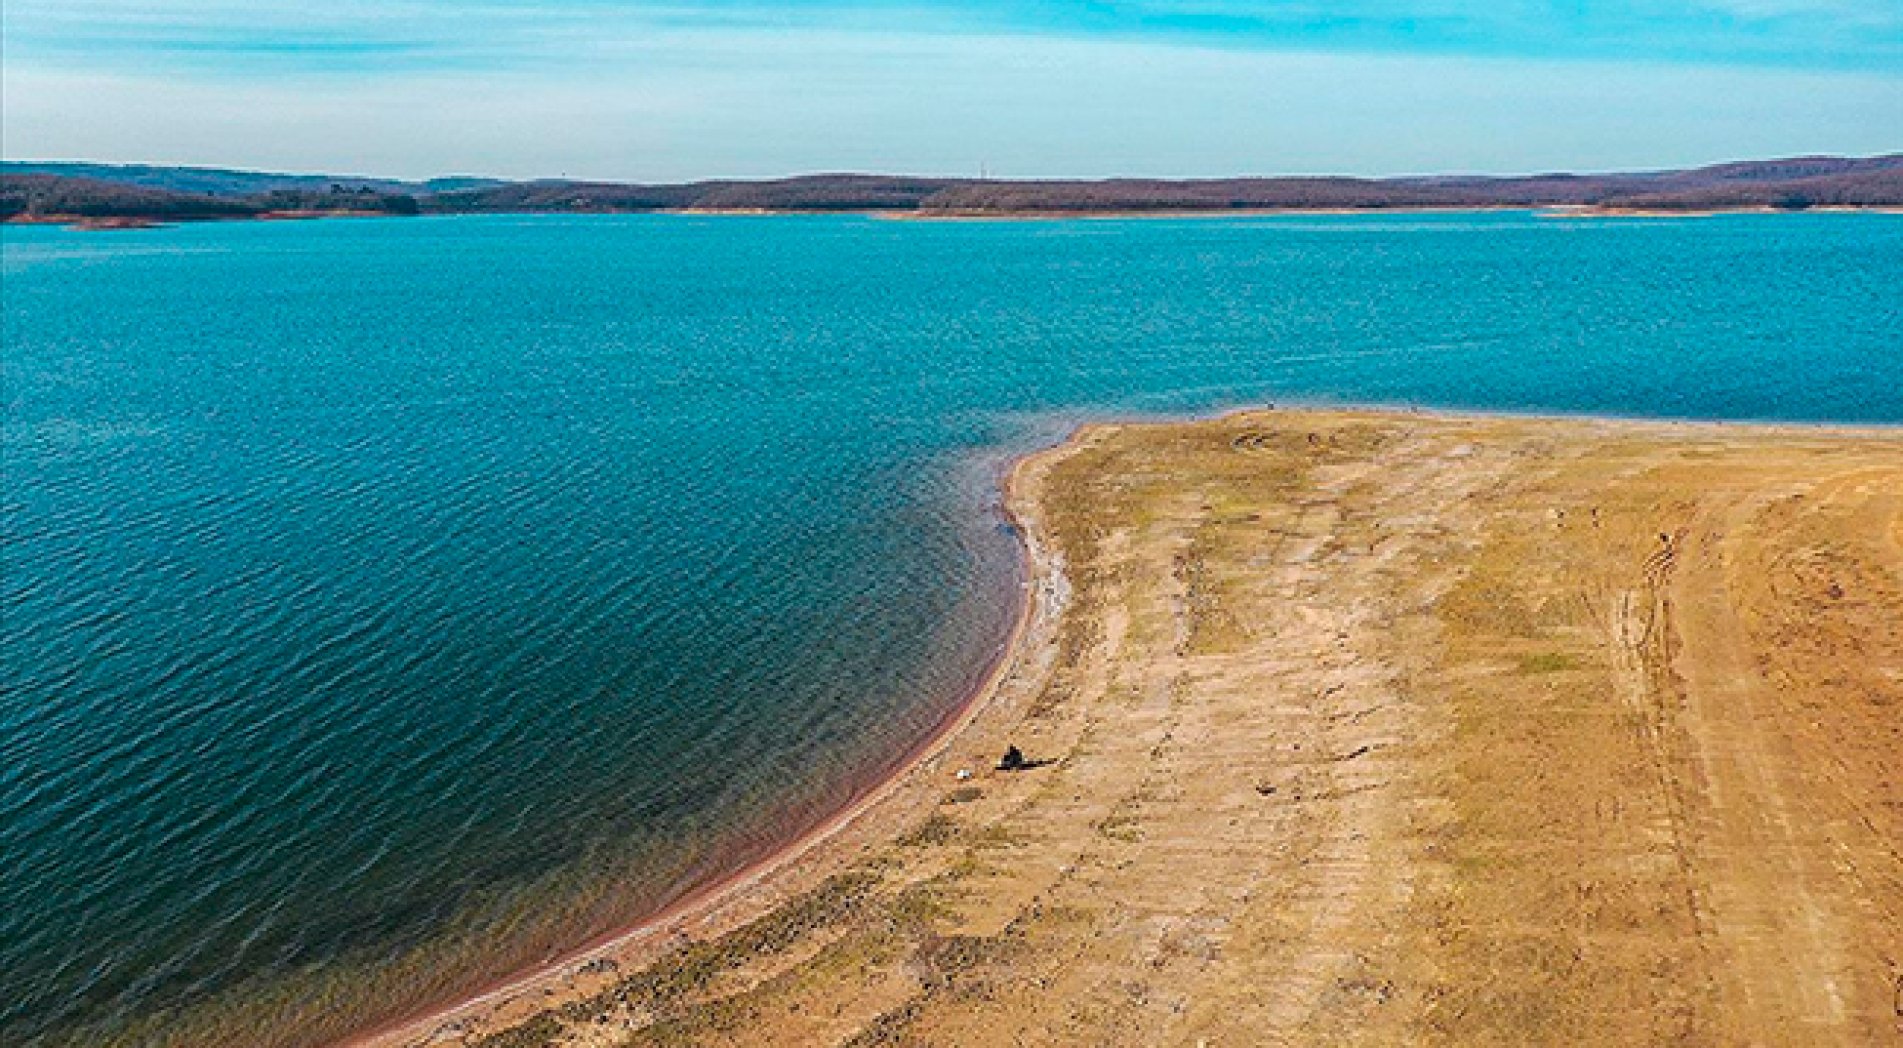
[8,150,1903,187]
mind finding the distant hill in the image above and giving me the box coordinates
[427,153,1903,214]
[1,174,259,222]
[426,174,966,213]
[1,162,502,198]
[1592,156,1903,210]
[4,154,1898,224]
[1,173,422,224]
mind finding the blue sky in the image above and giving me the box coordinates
[3,1,1899,179]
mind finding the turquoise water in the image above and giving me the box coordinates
[3,211,1899,1045]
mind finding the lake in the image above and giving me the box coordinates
[3,210,1898,1045]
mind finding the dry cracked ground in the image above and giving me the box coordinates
[427,409,1902,1048]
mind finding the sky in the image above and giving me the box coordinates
[2,1,1899,180]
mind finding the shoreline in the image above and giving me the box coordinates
[9,203,1902,231]
[348,436,1078,1048]
[874,205,1528,221]
[359,404,1902,1047]
[1,209,414,229]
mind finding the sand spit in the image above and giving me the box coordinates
[368,409,1903,1048]
[875,207,1524,221]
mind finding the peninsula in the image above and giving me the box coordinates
[365,408,1903,1048]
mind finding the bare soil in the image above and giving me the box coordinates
[370,409,1903,1048]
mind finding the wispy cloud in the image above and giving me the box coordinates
[3,2,1897,177]
[6,0,1901,72]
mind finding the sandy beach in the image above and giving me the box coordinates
[366,408,1903,1048]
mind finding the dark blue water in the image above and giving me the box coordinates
[3,211,1899,1045]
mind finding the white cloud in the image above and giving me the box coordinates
[5,30,1898,179]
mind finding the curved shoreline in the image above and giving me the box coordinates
[342,404,1903,1047]
[347,436,1076,1048]
[340,405,1903,1046]
[425,404,1899,1045]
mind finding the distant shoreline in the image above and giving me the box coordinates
[8,153,1900,228]
[1536,203,1903,218]
[8,203,1903,230]
[4,208,414,230]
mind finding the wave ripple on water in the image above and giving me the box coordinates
[2,211,1899,1045]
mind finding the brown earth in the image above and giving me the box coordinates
[372,409,1903,1048]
